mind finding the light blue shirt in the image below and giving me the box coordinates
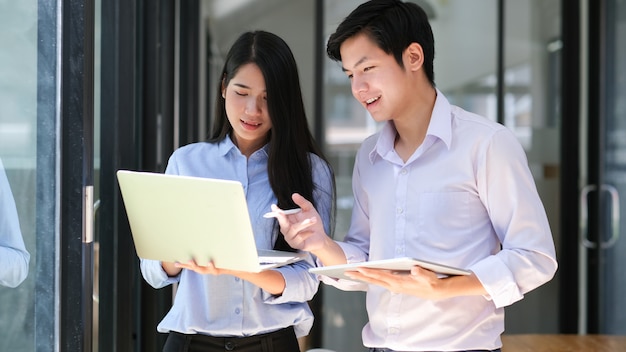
[0,159,30,288]
[323,90,558,351]
[140,136,334,338]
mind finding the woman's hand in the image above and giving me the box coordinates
[173,260,287,296]
[174,260,231,275]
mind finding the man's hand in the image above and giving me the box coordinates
[344,266,486,299]
[344,266,444,299]
[271,193,330,252]
[272,193,347,266]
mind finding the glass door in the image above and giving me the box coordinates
[580,0,626,334]
[599,0,626,333]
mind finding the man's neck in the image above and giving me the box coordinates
[392,86,437,162]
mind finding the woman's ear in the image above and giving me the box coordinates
[404,42,424,71]
[221,75,227,98]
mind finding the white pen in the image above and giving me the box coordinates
[263,208,302,218]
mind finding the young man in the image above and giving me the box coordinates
[273,0,558,351]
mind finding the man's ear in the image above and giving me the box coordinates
[404,42,424,71]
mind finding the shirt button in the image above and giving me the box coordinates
[225,341,235,350]
[400,169,407,175]
[234,277,240,282]
[235,308,241,314]
[396,207,403,214]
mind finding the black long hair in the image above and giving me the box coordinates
[326,0,436,87]
[209,30,335,250]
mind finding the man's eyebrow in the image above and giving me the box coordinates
[342,56,369,72]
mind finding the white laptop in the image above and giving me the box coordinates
[116,170,306,272]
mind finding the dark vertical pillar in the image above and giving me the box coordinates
[140,0,176,350]
[58,0,95,350]
[99,0,145,350]
[558,0,581,334]
[142,0,175,172]
[496,0,505,125]
[314,0,325,147]
[178,0,200,145]
[309,0,325,348]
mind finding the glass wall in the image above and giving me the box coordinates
[0,1,38,351]
[500,0,561,333]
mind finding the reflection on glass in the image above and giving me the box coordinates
[0,0,38,351]
[0,158,30,288]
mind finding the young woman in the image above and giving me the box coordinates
[140,30,335,352]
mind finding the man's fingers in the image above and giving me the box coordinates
[278,216,314,235]
[283,220,315,241]
[291,193,314,211]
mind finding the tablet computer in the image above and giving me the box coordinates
[309,257,471,280]
[116,170,305,272]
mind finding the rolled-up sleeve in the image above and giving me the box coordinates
[140,258,180,289]
[471,128,558,308]
[263,254,319,303]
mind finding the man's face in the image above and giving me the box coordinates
[339,33,414,122]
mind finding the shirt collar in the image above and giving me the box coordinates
[217,135,270,158]
[369,88,453,163]
[429,89,453,150]
[217,135,238,156]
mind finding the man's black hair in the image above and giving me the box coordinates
[327,0,435,86]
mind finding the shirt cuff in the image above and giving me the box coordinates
[262,261,318,304]
[140,259,180,288]
[470,255,524,308]
[314,242,369,291]
[335,241,368,264]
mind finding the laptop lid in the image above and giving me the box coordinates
[116,170,303,272]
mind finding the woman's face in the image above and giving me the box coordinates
[223,63,272,157]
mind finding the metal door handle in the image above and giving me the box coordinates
[579,184,620,249]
